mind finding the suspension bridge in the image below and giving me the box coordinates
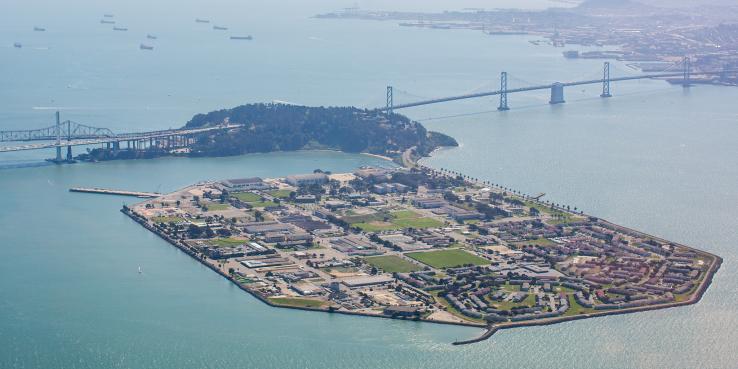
[0,111,241,163]
[2,57,735,163]
[381,58,737,114]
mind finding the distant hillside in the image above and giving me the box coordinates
[637,0,737,7]
[576,0,641,9]
[184,103,457,162]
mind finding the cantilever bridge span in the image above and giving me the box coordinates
[0,111,241,162]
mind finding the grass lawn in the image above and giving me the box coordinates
[208,238,245,247]
[151,216,186,224]
[268,297,327,308]
[205,203,230,211]
[233,192,262,202]
[232,192,278,208]
[563,294,595,316]
[493,299,529,311]
[269,189,292,199]
[391,210,418,219]
[547,214,587,225]
[364,255,422,273]
[353,210,443,232]
[406,249,490,269]
[392,216,444,229]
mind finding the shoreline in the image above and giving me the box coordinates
[120,207,488,331]
[455,245,722,344]
[120,168,722,345]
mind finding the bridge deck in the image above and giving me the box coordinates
[0,125,241,153]
[382,70,735,111]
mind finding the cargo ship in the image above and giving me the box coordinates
[33,27,46,32]
[563,50,579,58]
[13,42,22,48]
[104,14,114,18]
[147,34,157,40]
[230,35,253,40]
[101,19,115,24]
[195,18,210,23]
[213,25,228,30]
[113,27,128,31]
[140,44,153,50]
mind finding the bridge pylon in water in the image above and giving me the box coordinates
[54,111,63,162]
[498,71,510,111]
[601,61,612,98]
[549,82,565,104]
[682,56,691,87]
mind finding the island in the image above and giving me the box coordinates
[121,165,721,344]
[80,103,457,167]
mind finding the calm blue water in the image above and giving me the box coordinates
[2,1,738,368]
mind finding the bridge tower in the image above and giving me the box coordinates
[498,72,510,111]
[549,83,565,104]
[65,119,73,161]
[601,62,612,98]
[55,111,62,162]
[386,86,394,119]
[682,56,691,87]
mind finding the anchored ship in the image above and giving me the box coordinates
[101,19,115,24]
[140,44,153,50]
[195,18,210,23]
[33,27,46,32]
[230,35,253,40]
[113,27,128,31]
[213,25,228,30]
[147,34,157,40]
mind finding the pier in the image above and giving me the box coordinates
[70,187,161,198]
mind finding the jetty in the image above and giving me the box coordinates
[70,187,161,198]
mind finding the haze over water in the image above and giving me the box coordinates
[1,0,738,368]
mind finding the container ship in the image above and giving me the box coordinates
[33,27,46,32]
[230,35,253,40]
[13,42,22,48]
[147,34,157,40]
[113,27,128,31]
[140,44,154,50]
[104,14,114,18]
[101,19,115,24]
[213,25,228,30]
[195,18,210,23]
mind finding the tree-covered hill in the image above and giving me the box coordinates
[185,103,457,161]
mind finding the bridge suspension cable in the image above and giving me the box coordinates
[378,62,738,112]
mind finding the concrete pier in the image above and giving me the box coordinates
[69,187,161,198]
